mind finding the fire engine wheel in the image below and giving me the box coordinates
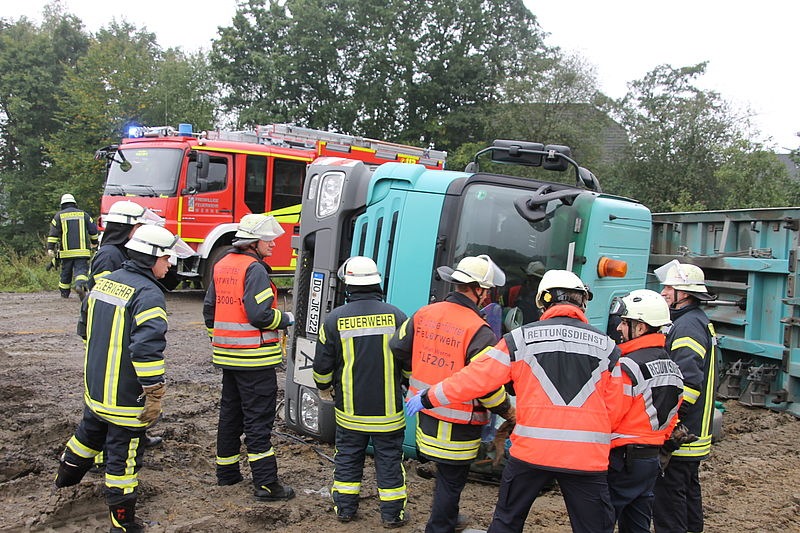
[203,245,233,289]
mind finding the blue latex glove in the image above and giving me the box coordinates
[284,311,295,326]
[405,391,426,417]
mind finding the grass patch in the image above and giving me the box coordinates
[0,248,59,292]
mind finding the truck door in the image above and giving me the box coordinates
[180,152,234,243]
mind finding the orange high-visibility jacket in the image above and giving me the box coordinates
[427,304,625,472]
[612,333,683,448]
[207,252,284,369]
[409,301,492,425]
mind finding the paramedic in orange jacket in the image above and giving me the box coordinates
[406,269,624,533]
[390,255,514,533]
[608,290,683,533]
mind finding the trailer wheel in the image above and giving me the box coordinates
[203,245,233,289]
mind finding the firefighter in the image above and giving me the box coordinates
[653,262,717,533]
[390,254,513,533]
[54,224,192,533]
[405,269,624,533]
[79,200,167,465]
[608,289,684,533]
[47,193,99,299]
[505,260,545,325]
[313,256,410,527]
[203,213,295,501]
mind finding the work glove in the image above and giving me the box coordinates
[284,311,295,327]
[405,391,426,417]
[318,387,334,402]
[47,249,55,257]
[492,419,516,467]
[659,423,698,471]
[137,382,166,425]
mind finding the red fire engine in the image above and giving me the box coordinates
[95,123,446,286]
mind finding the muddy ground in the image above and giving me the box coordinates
[0,290,799,532]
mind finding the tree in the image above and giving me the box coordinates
[211,0,548,150]
[603,63,754,211]
[45,21,219,215]
[714,145,800,209]
[0,8,89,251]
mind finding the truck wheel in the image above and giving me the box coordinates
[203,245,233,289]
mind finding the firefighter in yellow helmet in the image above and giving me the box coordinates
[313,256,410,526]
[203,214,295,501]
[390,255,513,533]
[47,193,99,299]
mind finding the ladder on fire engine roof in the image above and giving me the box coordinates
[206,123,447,166]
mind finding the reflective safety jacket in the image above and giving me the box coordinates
[424,304,624,473]
[47,205,98,258]
[664,303,717,460]
[88,245,127,290]
[82,260,167,428]
[203,249,292,370]
[391,292,510,463]
[396,294,507,426]
[612,333,683,448]
[313,290,409,433]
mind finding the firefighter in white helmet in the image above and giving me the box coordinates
[405,269,624,533]
[203,213,295,501]
[79,200,167,462]
[391,254,513,532]
[55,224,192,533]
[313,256,409,526]
[653,262,717,533]
[607,289,684,533]
[47,193,99,299]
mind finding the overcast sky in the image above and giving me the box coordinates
[6,0,799,152]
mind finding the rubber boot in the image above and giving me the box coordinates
[54,453,92,488]
[253,481,295,501]
[109,502,144,532]
[60,288,71,299]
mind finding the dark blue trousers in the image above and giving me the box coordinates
[216,368,278,487]
[607,447,661,533]
[488,456,614,533]
[333,426,406,521]
[653,459,703,533]
[426,461,471,533]
[64,406,146,507]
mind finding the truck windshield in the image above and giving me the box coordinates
[104,148,183,197]
[452,183,569,281]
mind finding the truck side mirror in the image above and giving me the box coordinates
[185,151,210,194]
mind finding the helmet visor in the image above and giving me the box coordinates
[609,296,626,317]
[140,208,166,227]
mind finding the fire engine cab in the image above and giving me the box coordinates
[95,123,446,286]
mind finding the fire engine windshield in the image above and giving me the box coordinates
[104,148,183,197]
[451,183,574,286]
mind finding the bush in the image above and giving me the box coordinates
[0,248,59,292]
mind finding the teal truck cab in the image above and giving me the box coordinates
[283,141,653,451]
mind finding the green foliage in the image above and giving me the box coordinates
[212,0,547,150]
[714,146,800,209]
[603,63,753,211]
[0,247,58,292]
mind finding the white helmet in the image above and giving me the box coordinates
[524,260,546,278]
[104,200,165,226]
[535,269,593,309]
[60,193,76,205]
[125,225,194,265]
[656,260,714,300]
[337,256,382,286]
[611,289,671,327]
[234,214,285,244]
[437,254,506,289]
